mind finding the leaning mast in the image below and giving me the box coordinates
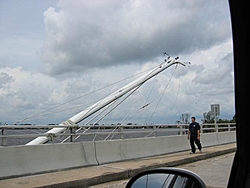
[26,56,186,145]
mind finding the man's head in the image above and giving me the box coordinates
[191,117,196,123]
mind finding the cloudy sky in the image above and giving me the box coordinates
[0,0,234,125]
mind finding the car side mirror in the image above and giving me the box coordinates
[125,167,207,188]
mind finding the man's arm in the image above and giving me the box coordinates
[187,130,190,139]
[197,129,200,140]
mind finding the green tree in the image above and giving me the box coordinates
[201,112,236,123]
[175,113,190,124]
[231,114,236,123]
[201,111,215,123]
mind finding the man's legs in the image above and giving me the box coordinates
[190,136,196,153]
[195,138,202,151]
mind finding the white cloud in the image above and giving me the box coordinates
[40,0,232,76]
[0,0,234,125]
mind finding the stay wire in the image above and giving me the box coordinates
[136,77,157,125]
[104,85,143,141]
[13,64,160,125]
[64,85,142,143]
[145,64,181,137]
[160,66,181,124]
[120,76,157,125]
[147,64,178,124]
[60,101,116,143]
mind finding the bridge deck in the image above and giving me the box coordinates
[0,143,236,188]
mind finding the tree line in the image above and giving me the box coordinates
[175,112,236,124]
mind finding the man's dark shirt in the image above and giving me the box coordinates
[189,122,200,136]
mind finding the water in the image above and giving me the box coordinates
[0,127,181,146]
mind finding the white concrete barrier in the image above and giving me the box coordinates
[0,142,98,179]
[217,131,236,144]
[200,133,219,147]
[95,132,236,164]
[0,131,236,179]
[95,136,190,164]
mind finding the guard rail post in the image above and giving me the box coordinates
[70,127,76,142]
[1,128,7,146]
[153,125,157,137]
[179,125,183,135]
[215,123,219,132]
[119,126,124,139]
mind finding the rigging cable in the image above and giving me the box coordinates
[62,84,143,142]
[136,76,157,125]
[60,102,115,143]
[145,65,182,137]
[119,76,157,125]
[147,64,178,124]
[103,85,143,140]
[13,64,160,125]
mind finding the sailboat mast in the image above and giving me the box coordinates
[26,57,185,145]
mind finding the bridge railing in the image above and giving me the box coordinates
[0,123,236,146]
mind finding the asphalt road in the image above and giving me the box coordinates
[89,152,235,188]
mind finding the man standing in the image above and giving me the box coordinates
[187,117,202,154]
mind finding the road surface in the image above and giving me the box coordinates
[89,152,235,188]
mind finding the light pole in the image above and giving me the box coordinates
[211,104,220,132]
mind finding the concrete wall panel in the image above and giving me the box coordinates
[0,142,98,179]
[200,133,219,147]
[217,131,236,144]
[0,131,236,179]
[95,136,190,164]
